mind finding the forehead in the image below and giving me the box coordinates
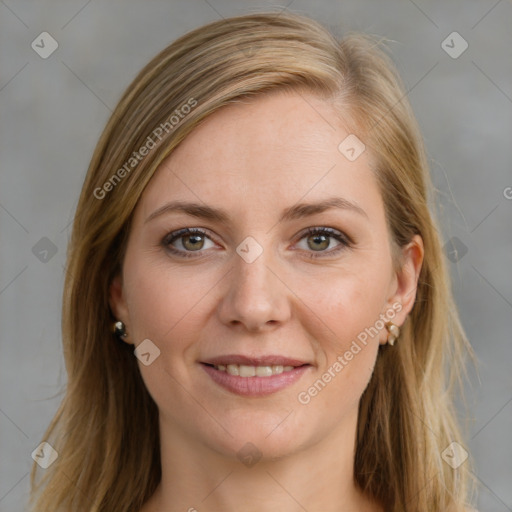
[136,91,382,224]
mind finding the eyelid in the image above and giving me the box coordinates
[296,226,353,246]
[162,227,213,246]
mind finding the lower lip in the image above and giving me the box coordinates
[200,363,311,397]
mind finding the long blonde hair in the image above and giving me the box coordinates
[30,11,475,512]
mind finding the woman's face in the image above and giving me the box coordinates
[110,91,422,461]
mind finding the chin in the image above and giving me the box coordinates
[198,407,317,462]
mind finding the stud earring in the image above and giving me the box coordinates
[112,320,128,339]
[385,321,400,346]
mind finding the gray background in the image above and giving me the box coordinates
[1,0,511,510]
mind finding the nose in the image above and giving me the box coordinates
[217,245,292,332]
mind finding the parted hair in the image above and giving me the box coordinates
[30,11,475,512]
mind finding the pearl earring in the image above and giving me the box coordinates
[385,321,400,346]
[112,320,128,339]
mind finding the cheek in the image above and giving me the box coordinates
[293,261,390,348]
[121,256,213,412]
[123,253,214,343]
[292,262,389,405]
[122,254,221,396]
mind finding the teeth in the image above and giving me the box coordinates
[239,365,256,377]
[227,364,239,376]
[215,364,297,377]
[256,366,272,377]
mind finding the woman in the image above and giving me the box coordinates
[30,11,476,512]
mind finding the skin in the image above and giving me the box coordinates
[109,90,424,512]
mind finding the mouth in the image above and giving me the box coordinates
[200,355,312,397]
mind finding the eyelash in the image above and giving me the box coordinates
[162,227,353,260]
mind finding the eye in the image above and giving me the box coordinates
[294,227,352,258]
[162,228,216,258]
[162,226,352,260]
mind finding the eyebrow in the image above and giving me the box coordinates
[144,196,369,225]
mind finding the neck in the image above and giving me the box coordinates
[143,409,383,512]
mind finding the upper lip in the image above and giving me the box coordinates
[201,354,310,367]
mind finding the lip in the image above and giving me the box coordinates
[200,361,312,397]
[201,354,309,367]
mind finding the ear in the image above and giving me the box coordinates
[380,234,424,344]
[109,274,131,342]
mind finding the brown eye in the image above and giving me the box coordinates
[181,233,205,251]
[162,228,215,258]
[295,227,352,258]
[306,232,330,251]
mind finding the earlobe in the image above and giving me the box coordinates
[109,275,134,344]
